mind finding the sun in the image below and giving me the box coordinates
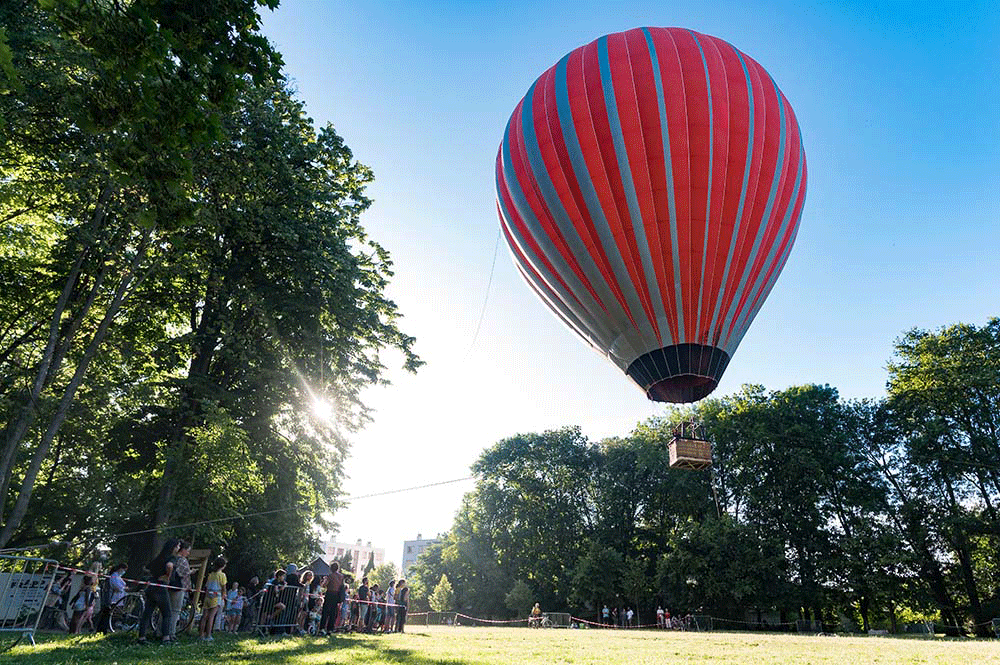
[311,396,335,424]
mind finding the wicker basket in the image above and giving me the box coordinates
[668,437,712,470]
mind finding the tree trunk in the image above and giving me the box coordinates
[0,184,113,512]
[0,226,151,547]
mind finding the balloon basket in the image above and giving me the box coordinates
[668,437,712,470]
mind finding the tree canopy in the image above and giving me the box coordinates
[408,320,1000,636]
[0,0,419,578]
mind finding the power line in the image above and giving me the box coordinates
[98,475,476,541]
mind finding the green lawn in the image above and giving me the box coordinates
[4,626,998,664]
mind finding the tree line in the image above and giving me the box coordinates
[1,0,419,576]
[408,320,1000,636]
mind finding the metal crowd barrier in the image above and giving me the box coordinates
[0,555,59,649]
[255,584,304,636]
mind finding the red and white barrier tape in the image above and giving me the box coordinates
[56,564,187,592]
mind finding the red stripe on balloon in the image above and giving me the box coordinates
[610,30,663,341]
[533,65,633,323]
[508,96,606,310]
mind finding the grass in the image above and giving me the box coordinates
[3,626,998,664]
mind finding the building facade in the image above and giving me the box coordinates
[401,533,440,576]
[324,539,385,580]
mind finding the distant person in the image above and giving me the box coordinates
[286,563,301,587]
[225,581,241,631]
[384,578,396,633]
[357,576,370,630]
[602,605,610,626]
[395,580,409,633]
[138,538,179,644]
[319,562,344,635]
[657,606,665,628]
[97,563,128,633]
[168,541,192,641]
[69,575,98,634]
[299,570,319,631]
[626,607,634,628]
[199,556,227,641]
[530,602,542,627]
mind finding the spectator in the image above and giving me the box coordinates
[55,576,72,631]
[225,582,241,632]
[286,563,300,587]
[69,575,98,634]
[262,569,288,631]
[657,606,665,628]
[394,580,409,633]
[602,605,610,626]
[298,570,318,631]
[138,539,179,645]
[97,563,128,633]
[384,579,396,633]
[339,579,352,630]
[626,607,634,628]
[319,562,343,635]
[357,576,370,631]
[199,556,227,641]
[529,602,542,627]
[240,576,261,632]
[168,541,192,641]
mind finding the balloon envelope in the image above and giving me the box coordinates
[496,27,806,402]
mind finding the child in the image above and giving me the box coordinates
[225,581,240,632]
[69,575,97,634]
[199,556,227,641]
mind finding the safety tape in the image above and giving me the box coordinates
[456,613,527,624]
[56,564,187,592]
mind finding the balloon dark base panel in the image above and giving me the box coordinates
[626,344,731,403]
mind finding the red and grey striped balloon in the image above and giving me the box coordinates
[496,27,806,403]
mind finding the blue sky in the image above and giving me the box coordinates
[260,1,1000,566]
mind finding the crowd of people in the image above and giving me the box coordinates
[39,538,411,645]
[599,604,695,629]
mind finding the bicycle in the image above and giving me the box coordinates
[109,593,145,633]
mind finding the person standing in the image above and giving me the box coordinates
[138,539,179,644]
[394,580,409,633]
[168,541,191,640]
[199,556,227,641]
[319,562,343,635]
[97,564,128,633]
[384,579,396,633]
[602,605,610,626]
[356,577,370,631]
[69,575,98,634]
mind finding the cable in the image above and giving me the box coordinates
[462,227,501,362]
[80,476,476,541]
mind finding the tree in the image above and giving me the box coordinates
[365,552,376,577]
[505,580,534,617]
[884,320,1000,636]
[0,0,284,549]
[371,562,398,591]
[430,574,455,612]
[569,541,623,610]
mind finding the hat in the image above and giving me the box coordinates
[287,564,298,574]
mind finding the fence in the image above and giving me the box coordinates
[255,584,305,636]
[0,555,59,650]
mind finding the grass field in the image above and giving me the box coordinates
[4,626,998,664]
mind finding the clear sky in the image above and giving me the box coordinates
[260,1,1000,568]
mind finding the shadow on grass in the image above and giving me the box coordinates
[5,631,480,665]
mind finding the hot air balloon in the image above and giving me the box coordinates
[496,27,806,404]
